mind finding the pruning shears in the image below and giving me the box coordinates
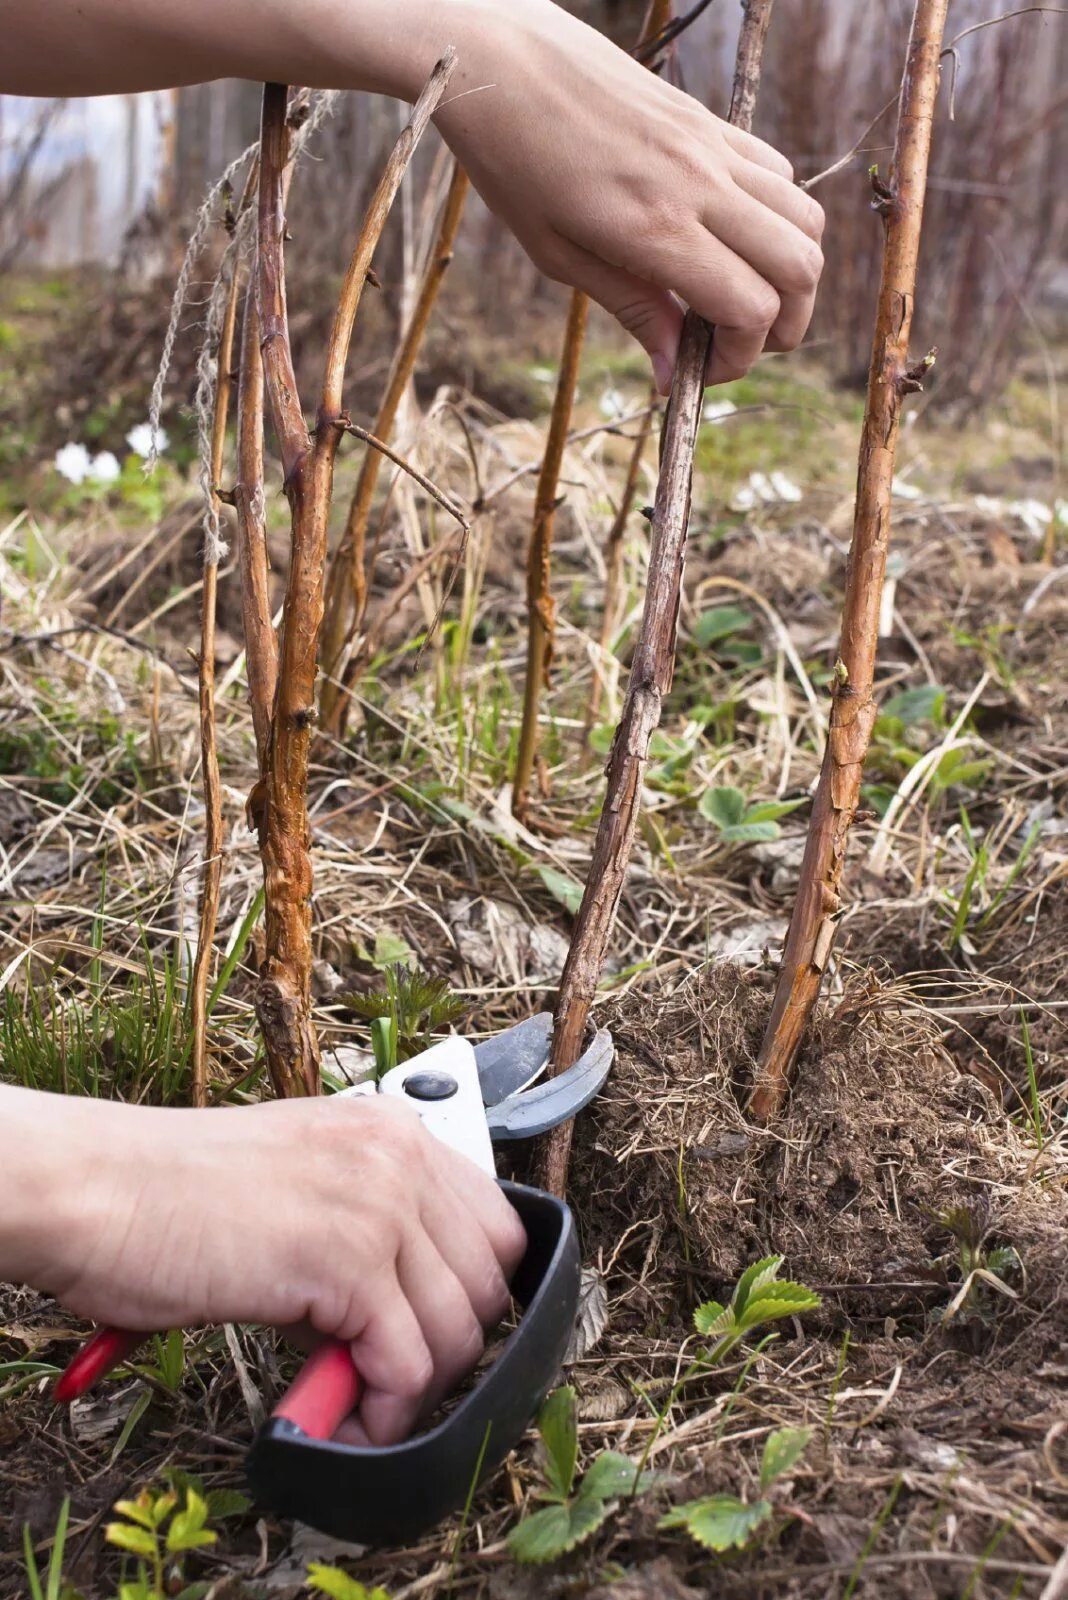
[54,1014,612,1545]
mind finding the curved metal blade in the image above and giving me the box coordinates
[486,1027,614,1141]
[472,1012,553,1107]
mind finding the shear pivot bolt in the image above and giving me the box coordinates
[403,1069,459,1101]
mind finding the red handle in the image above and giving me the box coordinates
[271,1340,364,1440]
[54,1326,146,1403]
[56,1328,363,1439]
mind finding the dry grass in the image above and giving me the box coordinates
[0,316,1066,1596]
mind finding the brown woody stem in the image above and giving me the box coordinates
[534,0,776,1198]
[513,287,589,821]
[320,158,469,734]
[234,280,277,771]
[749,0,950,1122]
[316,52,457,715]
[586,386,658,733]
[253,64,453,1098]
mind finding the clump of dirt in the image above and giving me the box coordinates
[570,965,1067,1333]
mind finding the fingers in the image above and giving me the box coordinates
[347,1278,434,1447]
[703,176,823,370]
[531,232,684,395]
[720,122,794,180]
[726,160,826,244]
[430,1145,527,1286]
[704,180,823,300]
[397,1230,486,1422]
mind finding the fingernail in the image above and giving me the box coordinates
[652,352,673,395]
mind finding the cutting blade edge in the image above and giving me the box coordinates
[485,1027,613,1141]
[472,1011,553,1107]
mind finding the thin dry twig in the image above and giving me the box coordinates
[513,0,678,824]
[586,385,658,733]
[513,288,589,821]
[189,259,241,1107]
[320,159,470,733]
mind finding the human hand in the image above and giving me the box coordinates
[431,0,825,392]
[3,1087,526,1445]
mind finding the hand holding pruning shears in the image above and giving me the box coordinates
[46,1017,612,1542]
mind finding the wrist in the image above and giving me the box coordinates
[0,1086,98,1292]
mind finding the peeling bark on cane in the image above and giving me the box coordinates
[749,0,951,1124]
[251,62,455,1099]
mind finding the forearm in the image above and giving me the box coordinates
[1,0,499,99]
[0,1084,96,1289]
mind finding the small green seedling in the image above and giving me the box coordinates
[23,1495,70,1600]
[345,963,466,1074]
[507,1387,662,1564]
[633,1257,821,1484]
[694,1255,822,1363]
[699,786,805,843]
[659,1425,813,1552]
[932,1199,1020,1323]
[105,1485,223,1600]
[306,1568,391,1600]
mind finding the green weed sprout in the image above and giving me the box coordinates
[507,1387,662,1564]
[659,1424,813,1552]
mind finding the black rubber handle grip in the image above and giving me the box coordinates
[246,1181,579,1545]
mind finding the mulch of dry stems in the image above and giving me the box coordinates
[1,357,1067,1599]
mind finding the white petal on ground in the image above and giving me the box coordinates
[891,476,923,500]
[599,386,626,419]
[703,398,737,422]
[769,470,803,503]
[88,451,121,483]
[1008,498,1052,539]
[127,421,167,457]
[53,441,93,483]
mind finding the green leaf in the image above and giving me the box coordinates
[112,1493,173,1532]
[693,1299,729,1337]
[108,1387,152,1468]
[738,1284,822,1332]
[118,1583,155,1600]
[760,1426,813,1489]
[506,1496,611,1564]
[45,1497,71,1600]
[23,1526,44,1600]
[372,931,414,969]
[579,1451,663,1502]
[881,684,945,727]
[699,786,748,829]
[167,1490,216,1554]
[538,1387,578,1501]
[204,1488,251,1521]
[305,1565,391,1600]
[370,1014,397,1077]
[744,798,806,824]
[157,1327,185,1390]
[732,1256,785,1316]
[536,865,584,915]
[105,1524,158,1559]
[660,1495,772,1551]
[720,820,781,843]
[694,605,752,647]
[932,748,990,793]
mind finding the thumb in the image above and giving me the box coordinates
[539,234,684,396]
